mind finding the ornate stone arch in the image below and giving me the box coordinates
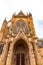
[16,19,26,23]
[12,34,29,65]
[13,33,29,49]
[14,38,29,52]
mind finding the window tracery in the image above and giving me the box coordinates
[23,26,29,34]
[13,20,29,34]
[16,21,26,28]
[14,27,19,34]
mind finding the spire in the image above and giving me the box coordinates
[4,17,7,23]
[29,12,32,18]
[12,10,26,17]
[27,12,29,16]
[17,10,26,16]
[12,12,16,17]
[1,17,7,32]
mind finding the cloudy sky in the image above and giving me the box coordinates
[0,0,43,38]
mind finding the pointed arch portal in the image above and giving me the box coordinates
[13,39,29,65]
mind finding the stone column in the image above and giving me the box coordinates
[33,39,43,65]
[0,39,9,65]
[28,38,36,65]
[6,42,13,65]
[28,42,36,65]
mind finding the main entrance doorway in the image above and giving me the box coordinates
[16,53,25,65]
[12,39,29,65]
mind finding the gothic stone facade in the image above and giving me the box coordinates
[0,11,43,65]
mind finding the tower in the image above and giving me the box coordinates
[0,11,43,65]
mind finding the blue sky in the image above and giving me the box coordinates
[34,20,43,38]
[0,0,43,38]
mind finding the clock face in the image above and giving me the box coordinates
[14,21,29,34]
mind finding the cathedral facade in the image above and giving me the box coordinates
[0,11,43,65]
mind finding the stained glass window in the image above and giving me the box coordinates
[23,26,29,34]
[14,27,19,34]
[16,21,25,28]
[17,21,29,33]
[14,21,29,34]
